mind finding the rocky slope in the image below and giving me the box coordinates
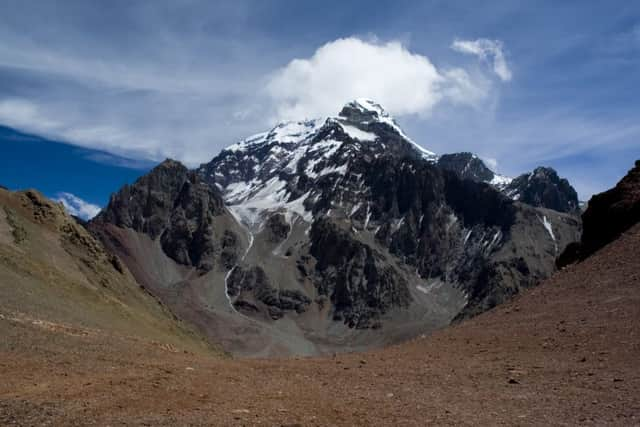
[0,187,212,354]
[558,159,640,265]
[92,99,581,356]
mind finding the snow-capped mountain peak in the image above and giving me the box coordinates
[198,100,442,229]
[222,99,435,160]
[338,99,437,161]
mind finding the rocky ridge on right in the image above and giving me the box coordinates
[558,159,640,266]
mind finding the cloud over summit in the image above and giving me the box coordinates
[267,37,492,120]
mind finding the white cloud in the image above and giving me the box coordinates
[55,192,101,220]
[0,95,258,167]
[0,99,61,130]
[481,156,498,171]
[0,35,504,167]
[266,37,490,121]
[451,38,512,81]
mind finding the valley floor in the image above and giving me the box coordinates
[2,225,640,426]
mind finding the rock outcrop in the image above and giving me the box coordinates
[309,217,411,328]
[92,159,236,273]
[227,265,311,320]
[437,153,580,214]
[504,167,580,213]
[558,160,640,266]
[437,152,495,183]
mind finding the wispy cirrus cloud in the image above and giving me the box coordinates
[451,38,512,81]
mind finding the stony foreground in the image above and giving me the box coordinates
[1,224,639,426]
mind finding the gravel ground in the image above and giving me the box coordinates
[1,224,639,426]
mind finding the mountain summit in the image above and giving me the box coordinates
[198,99,437,228]
[338,99,437,160]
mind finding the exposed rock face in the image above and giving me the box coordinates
[92,159,236,273]
[264,213,290,243]
[219,230,240,269]
[558,160,640,266]
[227,265,311,320]
[309,217,411,328]
[437,153,580,214]
[354,155,579,320]
[456,203,581,319]
[437,152,495,183]
[504,167,579,213]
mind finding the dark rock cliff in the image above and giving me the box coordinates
[504,167,579,214]
[437,152,495,183]
[91,159,236,272]
[437,153,580,215]
[309,217,412,329]
[558,160,640,266]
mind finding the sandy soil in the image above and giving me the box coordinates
[1,224,640,426]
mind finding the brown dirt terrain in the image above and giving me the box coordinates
[1,215,639,425]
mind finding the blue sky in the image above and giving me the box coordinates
[0,0,639,217]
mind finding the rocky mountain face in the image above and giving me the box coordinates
[503,167,580,213]
[91,99,581,356]
[558,160,640,266]
[437,152,509,187]
[437,153,580,214]
[92,160,235,273]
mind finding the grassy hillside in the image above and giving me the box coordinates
[0,188,219,356]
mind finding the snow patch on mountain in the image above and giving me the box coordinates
[226,176,313,229]
[338,123,377,141]
[539,215,556,242]
[489,173,513,187]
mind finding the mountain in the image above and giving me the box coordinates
[437,153,580,213]
[437,152,512,188]
[503,167,580,213]
[0,187,212,354]
[91,99,581,356]
[92,159,235,273]
[558,159,640,266]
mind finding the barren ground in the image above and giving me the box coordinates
[1,224,639,426]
